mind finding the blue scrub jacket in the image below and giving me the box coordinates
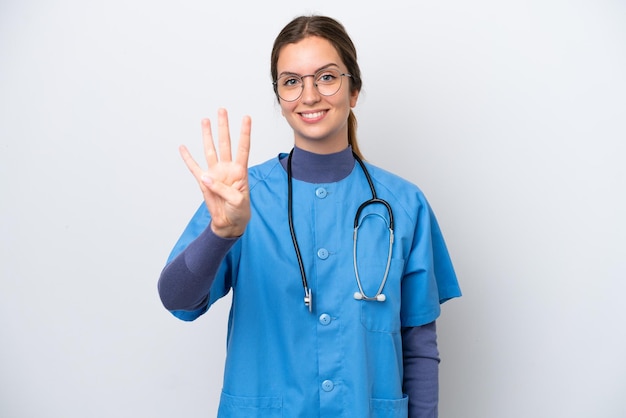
[166,154,461,418]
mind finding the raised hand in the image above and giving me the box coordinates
[179,108,252,238]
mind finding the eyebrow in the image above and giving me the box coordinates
[278,63,341,78]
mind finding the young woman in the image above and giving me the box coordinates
[158,15,461,418]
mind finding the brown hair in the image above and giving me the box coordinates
[271,15,364,158]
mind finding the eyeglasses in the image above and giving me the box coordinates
[273,68,352,102]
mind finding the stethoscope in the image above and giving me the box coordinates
[287,149,394,313]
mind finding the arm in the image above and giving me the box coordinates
[158,223,237,312]
[402,321,440,418]
[157,109,251,319]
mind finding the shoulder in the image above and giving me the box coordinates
[362,161,427,200]
[248,154,286,188]
[361,161,432,221]
[362,162,419,189]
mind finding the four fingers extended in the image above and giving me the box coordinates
[195,108,251,172]
[180,107,252,208]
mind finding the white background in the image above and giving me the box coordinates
[1,1,625,417]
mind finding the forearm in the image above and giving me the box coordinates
[158,223,237,311]
[402,321,440,418]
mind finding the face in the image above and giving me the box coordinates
[276,36,359,154]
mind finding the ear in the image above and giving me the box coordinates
[350,89,359,108]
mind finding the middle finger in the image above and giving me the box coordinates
[217,108,232,163]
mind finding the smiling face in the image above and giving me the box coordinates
[276,36,359,154]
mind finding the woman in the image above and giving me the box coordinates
[158,15,461,418]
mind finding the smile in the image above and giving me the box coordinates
[300,111,326,121]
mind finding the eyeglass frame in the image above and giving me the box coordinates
[272,68,353,102]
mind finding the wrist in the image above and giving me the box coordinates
[210,221,245,239]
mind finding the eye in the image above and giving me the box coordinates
[281,76,302,88]
[317,71,338,84]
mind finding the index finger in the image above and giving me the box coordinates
[235,115,251,167]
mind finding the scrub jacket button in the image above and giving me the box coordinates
[319,313,331,325]
[317,248,329,259]
[315,187,328,198]
[322,380,334,392]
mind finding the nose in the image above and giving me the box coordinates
[300,75,321,104]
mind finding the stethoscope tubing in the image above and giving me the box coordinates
[287,149,394,311]
[287,149,313,311]
[353,215,394,301]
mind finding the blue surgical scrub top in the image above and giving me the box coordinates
[166,154,461,418]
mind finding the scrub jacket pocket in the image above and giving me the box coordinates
[217,391,282,418]
[370,394,409,417]
[359,260,404,332]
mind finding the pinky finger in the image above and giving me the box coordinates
[179,145,204,180]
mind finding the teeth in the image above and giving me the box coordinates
[302,111,324,119]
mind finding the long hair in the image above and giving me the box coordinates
[270,15,364,159]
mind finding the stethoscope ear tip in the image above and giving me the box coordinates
[353,292,364,300]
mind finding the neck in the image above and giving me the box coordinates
[281,146,355,183]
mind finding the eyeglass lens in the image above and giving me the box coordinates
[275,69,348,102]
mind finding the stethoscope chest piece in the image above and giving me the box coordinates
[304,287,313,313]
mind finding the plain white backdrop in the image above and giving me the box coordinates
[1,0,625,417]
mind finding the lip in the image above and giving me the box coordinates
[298,110,327,123]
